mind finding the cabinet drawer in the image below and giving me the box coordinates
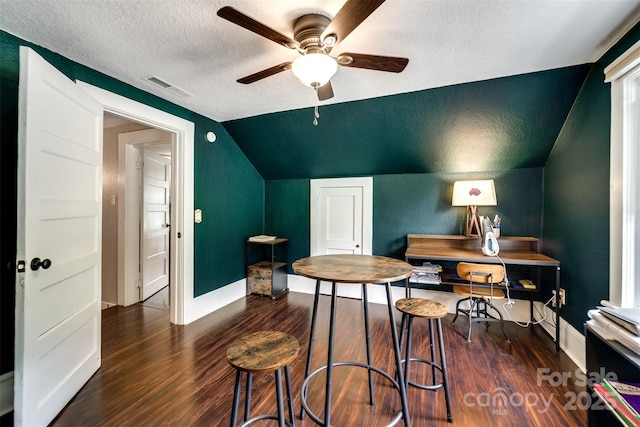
[247,261,275,295]
[247,274,272,295]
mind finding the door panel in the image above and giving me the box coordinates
[310,177,373,257]
[320,187,362,254]
[141,148,171,299]
[15,47,102,426]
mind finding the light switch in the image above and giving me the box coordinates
[194,209,202,223]
[111,194,116,206]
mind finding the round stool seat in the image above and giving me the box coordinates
[396,298,448,319]
[227,331,299,373]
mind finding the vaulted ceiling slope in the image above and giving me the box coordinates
[223,65,591,180]
[0,1,637,122]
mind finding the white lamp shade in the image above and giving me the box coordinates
[452,179,497,206]
[292,53,338,88]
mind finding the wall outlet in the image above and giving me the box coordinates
[552,288,566,307]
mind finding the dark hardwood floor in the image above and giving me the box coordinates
[50,288,587,426]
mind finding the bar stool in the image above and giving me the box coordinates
[226,331,299,427]
[396,298,453,423]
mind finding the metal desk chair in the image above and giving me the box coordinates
[452,262,510,343]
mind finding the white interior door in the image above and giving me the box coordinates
[121,143,142,306]
[15,47,102,426]
[310,177,373,256]
[310,177,373,298]
[319,186,363,254]
[141,148,171,300]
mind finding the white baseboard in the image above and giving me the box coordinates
[0,371,13,417]
[101,302,116,310]
[183,278,246,325]
[533,302,586,371]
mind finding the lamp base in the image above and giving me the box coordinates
[465,205,481,237]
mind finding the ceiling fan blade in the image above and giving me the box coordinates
[237,62,293,84]
[336,53,408,73]
[321,0,385,46]
[317,81,334,101]
[217,6,299,50]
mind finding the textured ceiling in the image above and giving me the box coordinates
[0,0,638,122]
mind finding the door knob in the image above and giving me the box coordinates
[356,244,360,248]
[30,258,52,271]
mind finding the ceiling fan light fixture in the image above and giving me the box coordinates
[292,53,337,88]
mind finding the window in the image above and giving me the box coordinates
[606,41,640,308]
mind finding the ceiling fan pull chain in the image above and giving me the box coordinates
[313,85,320,126]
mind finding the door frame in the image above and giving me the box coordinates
[77,82,193,325]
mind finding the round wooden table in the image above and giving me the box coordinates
[292,254,413,427]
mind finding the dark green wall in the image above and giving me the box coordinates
[373,168,543,259]
[0,31,264,374]
[193,126,264,295]
[543,21,640,331]
[265,168,543,270]
[224,66,590,179]
[265,179,310,271]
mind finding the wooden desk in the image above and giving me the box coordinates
[405,234,561,353]
[292,254,414,426]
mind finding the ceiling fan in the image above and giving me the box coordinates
[217,0,409,102]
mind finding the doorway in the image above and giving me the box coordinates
[77,80,195,326]
[102,116,173,310]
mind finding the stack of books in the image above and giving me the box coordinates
[593,379,640,426]
[587,304,640,356]
[409,262,442,284]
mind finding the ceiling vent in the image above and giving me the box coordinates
[143,75,192,98]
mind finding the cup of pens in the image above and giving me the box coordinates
[492,215,501,238]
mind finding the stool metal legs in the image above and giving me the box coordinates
[230,367,295,427]
[300,279,321,420]
[399,314,453,423]
[301,280,411,426]
[275,369,285,427]
[436,319,453,422]
[324,281,338,427]
[231,371,242,427]
[385,283,412,427]
[362,283,375,406]
[284,366,295,427]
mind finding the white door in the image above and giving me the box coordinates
[310,177,373,298]
[141,148,171,300]
[319,186,363,254]
[15,47,102,426]
[310,177,373,256]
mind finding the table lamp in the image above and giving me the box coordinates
[452,179,497,236]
